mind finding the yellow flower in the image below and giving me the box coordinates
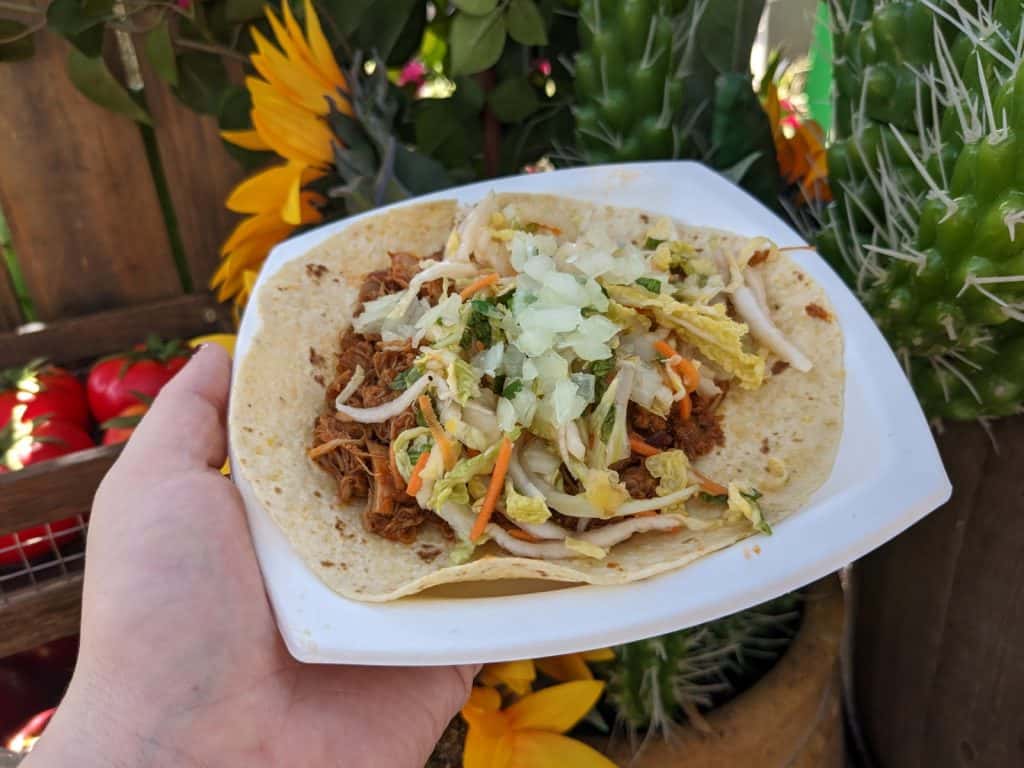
[461,683,617,768]
[763,84,831,205]
[213,0,348,310]
[536,648,615,682]
[480,648,615,696]
[479,660,536,696]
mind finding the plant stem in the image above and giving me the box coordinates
[477,69,500,177]
[0,18,43,43]
[173,37,248,62]
[0,0,42,13]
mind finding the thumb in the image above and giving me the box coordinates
[119,343,232,474]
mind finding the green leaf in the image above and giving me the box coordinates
[635,277,661,294]
[349,0,422,63]
[66,49,151,124]
[0,19,35,62]
[718,150,761,185]
[449,8,506,76]
[709,72,781,211]
[388,0,428,66]
[453,0,498,13]
[698,0,765,74]
[225,0,267,23]
[172,51,229,115]
[81,0,113,16]
[487,77,539,122]
[320,0,376,35]
[506,0,547,45]
[47,0,107,57]
[144,20,178,87]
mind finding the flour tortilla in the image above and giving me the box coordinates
[230,194,844,601]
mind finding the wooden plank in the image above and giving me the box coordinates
[0,34,180,321]
[0,574,82,658]
[140,59,245,290]
[0,293,231,369]
[852,416,1024,767]
[0,259,22,331]
[0,445,121,535]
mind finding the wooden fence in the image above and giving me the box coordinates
[0,33,239,656]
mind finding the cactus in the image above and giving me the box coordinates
[603,592,801,737]
[573,0,691,162]
[820,0,1024,420]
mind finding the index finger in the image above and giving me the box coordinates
[119,343,233,473]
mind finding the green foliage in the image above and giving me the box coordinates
[0,19,36,62]
[602,591,801,735]
[820,0,1024,420]
[66,47,151,124]
[449,6,507,75]
[144,20,178,87]
[321,56,452,216]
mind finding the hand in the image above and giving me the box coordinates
[25,345,475,768]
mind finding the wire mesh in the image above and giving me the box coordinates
[0,515,88,604]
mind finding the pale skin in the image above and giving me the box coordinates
[24,345,476,768]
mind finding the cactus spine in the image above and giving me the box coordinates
[604,592,801,736]
[820,0,1024,420]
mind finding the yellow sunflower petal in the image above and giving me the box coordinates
[581,648,615,663]
[221,128,270,151]
[536,654,593,683]
[303,0,347,88]
[250,79,335,165]
[221,209,294,255]
[480,660,537,696]
[505,681,605,734]
[506,731,617,768]
[226,162,304,214]
[251,28,335,114]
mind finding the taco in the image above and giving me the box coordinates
[230,193,844,601]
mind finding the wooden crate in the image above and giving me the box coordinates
[0,34,242,658]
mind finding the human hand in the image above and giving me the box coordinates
[25,345,475,768]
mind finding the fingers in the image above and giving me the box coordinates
[120,344,233,473]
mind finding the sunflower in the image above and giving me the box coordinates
[212,0,350,311]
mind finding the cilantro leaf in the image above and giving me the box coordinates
[502,378,523,399]
[635,277,662,294]
[643,237,665,250]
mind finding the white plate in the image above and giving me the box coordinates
[231,161,950,665]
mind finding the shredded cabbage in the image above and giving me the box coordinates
[607,284,765,389]
[504,481,552,524]
[392,427,432,482]
[430,444,501,509]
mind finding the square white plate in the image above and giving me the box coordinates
[231,161,950,665]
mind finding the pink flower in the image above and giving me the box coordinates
[533,58,552,77]
[174,0,191,8]
[398,60,428,88]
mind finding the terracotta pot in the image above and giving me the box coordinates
[598,575,845,767]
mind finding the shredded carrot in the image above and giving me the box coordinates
[417,395,457,469]
[634,510,659,518]
[471,436,513,542]
[653,340,677,361]
[535,223,562,235]
[655,340,700,392]
[404,450,431,496]
[629,433,661,457]
[459,273,500,300]
[678,392,692,420]
[691,467,727,496]
[677,357,700,392]
[508,528,542,542]
[307,438,345,459]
